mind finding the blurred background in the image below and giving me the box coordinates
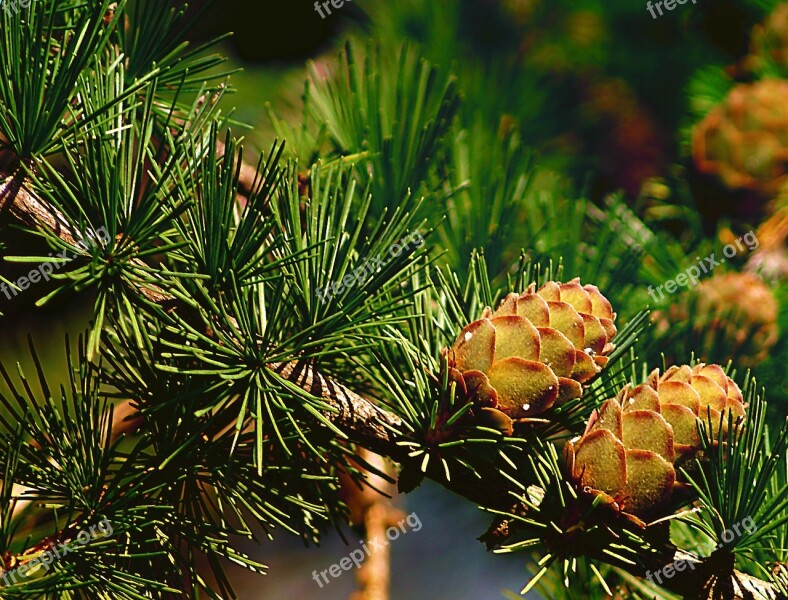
[1,0,786,597]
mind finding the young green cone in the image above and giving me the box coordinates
[564,364,747,519]
[445,279,617,420]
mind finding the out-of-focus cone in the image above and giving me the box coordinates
[693,80,788,206]
[750,2,788,73]
[746,201,788,282]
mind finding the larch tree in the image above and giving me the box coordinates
[0,1,786,599]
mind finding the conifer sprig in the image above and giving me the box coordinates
[0,0,126,158]
[0,2,785,598]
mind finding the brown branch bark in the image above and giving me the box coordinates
[1,169,784,600]
[0,170,172,304]
[618,548,785,600]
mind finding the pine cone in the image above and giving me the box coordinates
[564,364,746,518]
[653,272,780,366]
[697,272,779,365]
[692,80,788,199]
[445,279,617,420]
[751,2,788,73]
[746,203,788,282]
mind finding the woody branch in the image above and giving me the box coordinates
[0,168,781,600]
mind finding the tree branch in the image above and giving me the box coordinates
[0,168,520,510]
[617,548,785,600]
[2,169,783,599]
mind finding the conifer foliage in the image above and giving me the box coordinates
[0,1,786,599]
